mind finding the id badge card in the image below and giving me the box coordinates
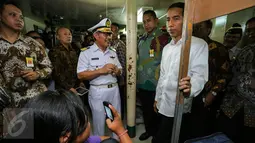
[149,49,154,58]
[26,57,34,68]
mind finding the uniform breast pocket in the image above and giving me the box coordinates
[89,60,103,71]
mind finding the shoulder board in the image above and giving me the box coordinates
[109,47,116,52]
[81,47,89,51]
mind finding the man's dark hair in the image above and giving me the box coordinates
[16,90,89,143]
[232,23,241,27]
[225,23,243,37]
[0,0,19,14]
[26,30,44,41]
[246,17,255,26]
[143,10,157,19]
[168,2,185,16]
[25,30,39,36]
[111,22,119,28]
[204,20,213,30]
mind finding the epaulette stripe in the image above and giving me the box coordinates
[81,47,88,51]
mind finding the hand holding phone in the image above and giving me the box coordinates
[104,103,129,138]
[103,101,114,121]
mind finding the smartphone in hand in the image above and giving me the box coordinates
[103,101,114,121]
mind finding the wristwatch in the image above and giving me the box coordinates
[211,91,217,96]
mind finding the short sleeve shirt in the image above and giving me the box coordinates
[77,43,122,85]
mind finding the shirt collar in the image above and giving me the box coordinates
[0,33,25,42]
[230,46,238,53]
[58,43,72,51]
[91,43,100,52]
[92,43,110,53]
[18,34,25,41]
[170,37,183,46]
[144,28,161,38]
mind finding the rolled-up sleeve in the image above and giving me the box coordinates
[77,51,89,73]
[189,42,209,97]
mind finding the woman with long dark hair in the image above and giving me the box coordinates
[2,90,131,143]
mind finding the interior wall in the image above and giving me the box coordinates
[137,7,255,43]
[210,16,228,43]
[226,6,255,31]
[210,6,255,43]
[24,17,46,33]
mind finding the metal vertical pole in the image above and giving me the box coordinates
[126,0,137,138]
[171,0,195,142]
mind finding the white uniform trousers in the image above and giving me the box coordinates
[89,85,121,137]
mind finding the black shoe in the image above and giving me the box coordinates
[139,132,151,141]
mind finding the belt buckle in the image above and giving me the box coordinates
[108,84,113,88]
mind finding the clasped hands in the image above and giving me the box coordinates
[21,70,39,81]
[100,63,119,76]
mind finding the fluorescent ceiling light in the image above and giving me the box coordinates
[137,8,143,23]
[215,15,227,25]
[137,8,143,15]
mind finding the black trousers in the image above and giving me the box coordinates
[190,90,226,139]
[216,109,255,143]
[138,89,158,136]
[190,95,219,138]
[155,113,191,143]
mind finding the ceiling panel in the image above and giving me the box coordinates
[18,0,183,29]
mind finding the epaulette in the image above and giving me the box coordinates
[81,47,89,51]
[109,47,116,52]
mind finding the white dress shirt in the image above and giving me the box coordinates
[229,45,242,60]
[155,36,208,117]
[77,43,122,85]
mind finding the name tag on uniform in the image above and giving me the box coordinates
[149,49,154,58]
[26,57,34,68]
[91,57,99,60]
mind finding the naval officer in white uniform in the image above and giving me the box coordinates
[77,18,122,137]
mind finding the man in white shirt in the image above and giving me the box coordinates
[77,18,122,138]
[153,2,208,143]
